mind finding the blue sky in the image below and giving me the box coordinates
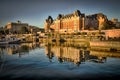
[0,0,120,28]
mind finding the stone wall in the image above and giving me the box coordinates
[103,29,120,38]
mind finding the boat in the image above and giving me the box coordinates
[52,38,56,42]
[0,41,9,44]
[59,38,66,42]
[0,35,21,44]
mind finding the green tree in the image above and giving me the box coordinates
[0,30,4,35]
[4,29,9,34]
[20,26,28,34]
[102,21,115,30]
[103,22,110,30]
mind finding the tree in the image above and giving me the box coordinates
[4,29,9,34]
[103,22,109,30]
[102,21,116,30]
[99,22,104,30]
[0,30,4,35]
[20,26,29,34]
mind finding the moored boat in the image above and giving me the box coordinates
[0,35,21,44]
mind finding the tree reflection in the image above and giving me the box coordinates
[0,48,6,72]
[89,56,106,63]
[58,57,63,63]
[45,43,54,62]
[46,52,54,62]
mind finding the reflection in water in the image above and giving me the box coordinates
[0,43,44,57]
[45,43,107,66]
[0,43,45,72]
[0,48,4,62]
[45,44,54,62]
[0,42,119,66]
[0,42,120,79]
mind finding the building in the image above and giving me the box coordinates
[5,21,42,34]
[44,10,108,33]
[111,18,120,28]
[6,21,28,33]
[116,22,120,28]
[85,13,107,30]
[111,18,118,23]
[44,10,85,33]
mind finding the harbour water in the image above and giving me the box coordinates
[0,42,120,80]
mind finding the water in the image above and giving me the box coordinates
[0,42,120,80]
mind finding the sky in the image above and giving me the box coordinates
[0,0,120,28]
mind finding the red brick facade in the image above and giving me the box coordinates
[44,10,108,34]
[44,10,85,33]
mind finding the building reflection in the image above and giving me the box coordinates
[0,43,44,57]
[45,43,107,66]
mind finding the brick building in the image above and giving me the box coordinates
[44,10,108,34]
[111,18,120,28]
[44,10,85,33]
[85,13,107,30]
